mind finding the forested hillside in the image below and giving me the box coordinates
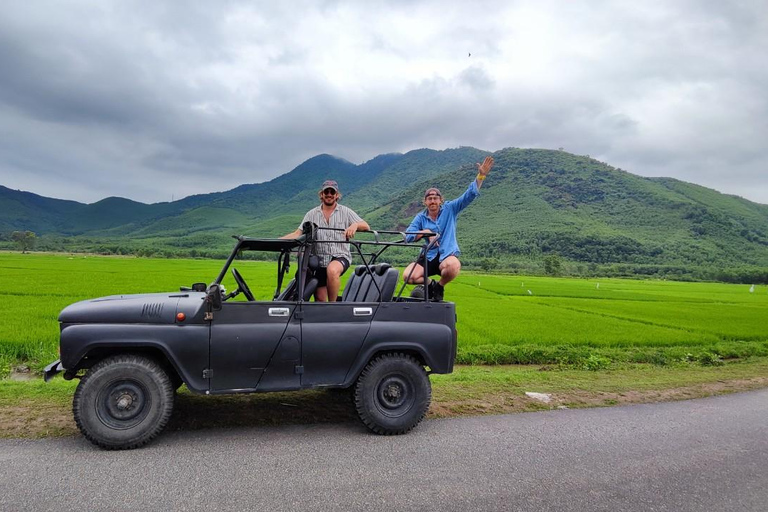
[2,147,766,282]
[361,149,768,281]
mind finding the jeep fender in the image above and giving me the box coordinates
[59,323,210,392]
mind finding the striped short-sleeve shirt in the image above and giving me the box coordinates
[300,204,363,266]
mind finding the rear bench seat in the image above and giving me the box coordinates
[342,264,399,302]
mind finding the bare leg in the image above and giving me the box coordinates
[314,286,328,302]
[325,260,345,302]
[438,256,461,287]
[403,262,427,285]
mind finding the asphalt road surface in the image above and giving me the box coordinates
[2,389,767,511]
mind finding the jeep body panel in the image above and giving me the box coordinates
[59,323,211,391]
[296,301,376,387]
[341,301,457,385]
[57,292,211,391]
[206,299,456,393]
[58,292,203,324]
[208,301,297,392]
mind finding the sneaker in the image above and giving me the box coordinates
[429,281,444,302]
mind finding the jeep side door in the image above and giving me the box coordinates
[299,302,376,386]
[208,301,299,392]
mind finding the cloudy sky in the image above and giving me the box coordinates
[1,0,766,205]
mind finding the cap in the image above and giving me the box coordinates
[321,180,339,192]
[424,187,442,199]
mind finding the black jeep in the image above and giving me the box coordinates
[45,225,457,449]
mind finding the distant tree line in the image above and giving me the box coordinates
[464,255,767,284]
[2,231,765,284]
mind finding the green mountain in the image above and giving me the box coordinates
[2,147,767,281]
[0,185,83,233]
[0,186,185,235]
[362,149,768,275]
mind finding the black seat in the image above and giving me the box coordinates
[276,254,319,301]
[342,263,399,302]
[302,275,318,301]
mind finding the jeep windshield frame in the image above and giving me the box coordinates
[213,228,440,302]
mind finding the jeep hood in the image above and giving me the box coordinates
[58,292,206,324]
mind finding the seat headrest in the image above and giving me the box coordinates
[353,264,393,276]
[308,254,320,270]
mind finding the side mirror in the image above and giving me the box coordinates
[207,284,223,310]
[181,282,207,292]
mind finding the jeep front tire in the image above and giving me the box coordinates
[73,354,175,450]
[354,353,431,435]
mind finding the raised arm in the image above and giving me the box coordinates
[475,156,494,190]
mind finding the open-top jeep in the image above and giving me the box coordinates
[45,224,457,449]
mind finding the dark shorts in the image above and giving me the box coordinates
[413,255,442,278]
[314,257,350,287]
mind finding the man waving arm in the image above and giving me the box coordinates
[475,156,494,190]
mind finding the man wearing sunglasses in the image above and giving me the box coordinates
[402,156,495,301]
[282,180,369,302]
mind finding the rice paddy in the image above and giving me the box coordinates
[1,252,767,374]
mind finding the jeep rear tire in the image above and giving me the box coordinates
[354,353,431,435]
[73,354,175,450]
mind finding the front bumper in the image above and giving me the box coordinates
[44,360,63,382]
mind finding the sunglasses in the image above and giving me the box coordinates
[322,189,337,196]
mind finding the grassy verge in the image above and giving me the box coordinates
[429,358,768,416]
[3,358,768,439]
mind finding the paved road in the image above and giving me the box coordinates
[2,389,767,511]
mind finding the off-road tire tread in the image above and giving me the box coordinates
[73,354,175,450]
[354,352,431,435]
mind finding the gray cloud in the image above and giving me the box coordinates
[0,0,766,204]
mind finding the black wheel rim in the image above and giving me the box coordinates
[96,379,151,430]
[375,374,415,418]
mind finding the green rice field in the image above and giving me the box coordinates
[1,252,767,375]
